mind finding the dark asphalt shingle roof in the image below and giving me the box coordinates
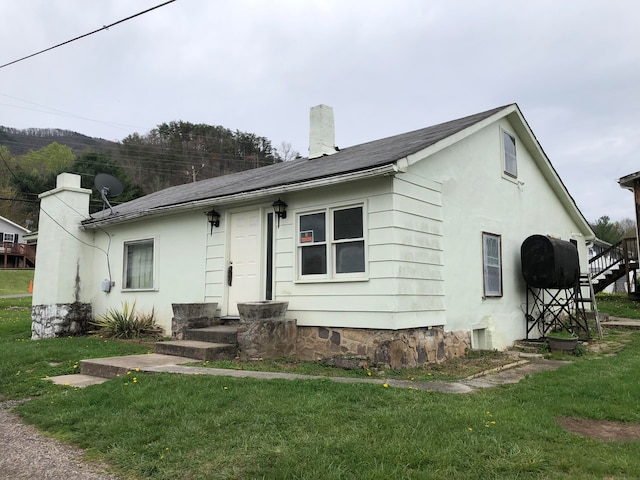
[87,104,510,224]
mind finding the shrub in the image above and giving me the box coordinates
[91,301,161,339]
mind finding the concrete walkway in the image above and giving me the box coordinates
[602,317,640,329]
[48,353,570,394]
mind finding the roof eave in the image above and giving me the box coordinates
[619,171,640,190]
[508,107,595,240]
[82,163,399,229]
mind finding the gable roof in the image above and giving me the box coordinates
[0,215,30,234]
[85,105,509,226]
[83,103,592,239]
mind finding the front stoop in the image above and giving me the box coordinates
[155,340,237,361]
[155,322,239,361]
[186,325,239,344]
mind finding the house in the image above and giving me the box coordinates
[617,171,640,295]
[30,104,594,366]
[0,215,35,269]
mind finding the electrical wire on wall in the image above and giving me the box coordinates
[40,203,113,289]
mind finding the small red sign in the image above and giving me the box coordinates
[300,231,313,243]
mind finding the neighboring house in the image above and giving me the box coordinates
[0,215,34,268]
[618,171,640,244]
[31,104,594,365]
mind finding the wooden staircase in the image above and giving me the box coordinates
[155,318,240,361]
[589,237,639,295]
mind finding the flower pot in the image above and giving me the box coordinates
[547,335,578,353]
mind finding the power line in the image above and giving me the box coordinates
[0,0,177,70]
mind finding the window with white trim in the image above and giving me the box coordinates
[298,205,366,280]
[482,232,502,297]
[123,239,155,290]
[502,130,517,178]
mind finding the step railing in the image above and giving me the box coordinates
[589,237,638,292]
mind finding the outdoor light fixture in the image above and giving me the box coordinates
[272,198,287,227]
[205,209,220,234]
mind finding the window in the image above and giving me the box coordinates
[2,233,16,243]
[502,130,517,178]
[298,205,365,279]
[123,239,154,289]
[482,233,502,297]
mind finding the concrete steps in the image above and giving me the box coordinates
[155,321,240,361]
[185,325,239,344]
[79,353,198,379]
[155,339,237,361]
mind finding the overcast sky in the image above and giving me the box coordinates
[2,0,638,223]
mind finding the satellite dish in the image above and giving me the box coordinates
[95,173,124,215]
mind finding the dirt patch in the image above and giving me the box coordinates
[557,416,640,442]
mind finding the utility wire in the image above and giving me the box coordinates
[0,0,177,69]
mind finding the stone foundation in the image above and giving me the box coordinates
[171,303,218,339]
[296,325,471,369]
[237,301,293,360]
[237,319,298,360]
[31,302,92,340]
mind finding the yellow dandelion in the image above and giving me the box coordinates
[160,455,164,460]
[135,367,140,372]
[410,377,415,381]
[133,377,137,383]
[491,421,496,425]
[383,383,389,388]
[367,371,372,376]
[64,382,70,386]
[127,371,131,375]
[468,427,473,431]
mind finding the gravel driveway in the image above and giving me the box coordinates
[0,401,119,480]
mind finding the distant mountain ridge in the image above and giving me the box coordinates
[0,126,118,156]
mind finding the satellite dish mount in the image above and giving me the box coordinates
[94,173,124,216]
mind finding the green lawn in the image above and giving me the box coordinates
[0,269,34,296]
[2,296,640,479]
[596,293,640,320]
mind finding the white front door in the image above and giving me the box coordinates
[226,209,261,316]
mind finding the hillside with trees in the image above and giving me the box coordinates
[0,122,299,229]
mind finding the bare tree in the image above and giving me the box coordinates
[274,141,301,162]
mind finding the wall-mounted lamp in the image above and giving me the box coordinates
[272,198,287,227]
[205,209,220,234]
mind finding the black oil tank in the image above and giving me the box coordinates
[521,235,579,289]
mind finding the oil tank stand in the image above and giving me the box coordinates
[524,282,591,340]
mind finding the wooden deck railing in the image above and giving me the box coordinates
[0,242,37,267]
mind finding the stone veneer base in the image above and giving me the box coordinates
[31,302,92,340]
[238,318,471,369]
[295,325,472,369]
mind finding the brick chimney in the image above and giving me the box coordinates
[308,104,338,159]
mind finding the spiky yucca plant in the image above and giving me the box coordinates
[91,301,161,339]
